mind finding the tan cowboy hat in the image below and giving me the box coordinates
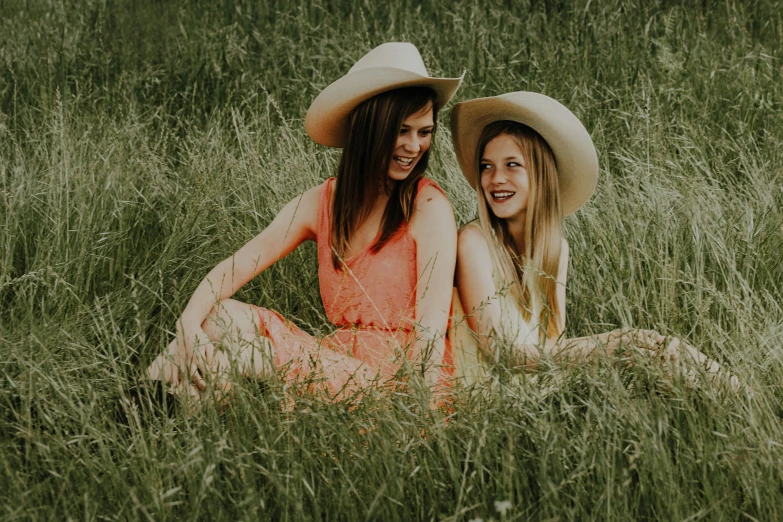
[450,92,599,216]
[305,42,464,148]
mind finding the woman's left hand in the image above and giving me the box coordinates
[147,337,207,393]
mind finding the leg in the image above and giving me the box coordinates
[200,298,276,385]
[143,298,275,407]
[558,328,739,389]
[553,328,659,361]
[156,299,376,403]
[656,336,740,390]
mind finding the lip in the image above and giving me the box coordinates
[490,190,516,203]
[393,155,417,170]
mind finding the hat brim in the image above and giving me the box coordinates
[306,67,463,148]
[450,92,598,216]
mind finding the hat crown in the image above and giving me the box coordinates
[306,42,462,148]
[348,42,430,77]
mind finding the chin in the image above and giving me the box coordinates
[387,166,416,181]
[490,205,524,221]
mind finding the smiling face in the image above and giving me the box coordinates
[388,103,434,181]
[479,133,530,225]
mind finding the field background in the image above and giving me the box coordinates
[2,0,783,520]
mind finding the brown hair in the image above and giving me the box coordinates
[331,86,438,268]
[476,120,564,339]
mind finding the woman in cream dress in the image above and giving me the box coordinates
[448,92,736,389]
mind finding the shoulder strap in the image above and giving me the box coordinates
[316,177,336,243]
[415,177,447,200]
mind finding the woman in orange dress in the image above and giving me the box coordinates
[145,43,463,404]
[448,92,736,388]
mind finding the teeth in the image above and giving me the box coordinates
[492,191,514,198]
[395,156,413,166]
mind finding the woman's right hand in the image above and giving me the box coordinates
[174,323,218,391]
[147,324,210,392]
[173,326,240,402]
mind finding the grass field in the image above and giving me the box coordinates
[2,0,783,519]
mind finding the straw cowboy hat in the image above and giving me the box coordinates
[450,92,599,216]
[305,42,464,147]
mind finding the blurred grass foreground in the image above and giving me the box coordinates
[1,0,783,520]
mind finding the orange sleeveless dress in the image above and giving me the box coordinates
[250,177,453,400]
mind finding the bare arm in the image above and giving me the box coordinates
[455,227,569,369]
[554,239,568,339]
[455,225,504,360]
[408,185,458,388]
[174,184,321,364]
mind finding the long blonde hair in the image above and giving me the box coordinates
[475,120,564,339]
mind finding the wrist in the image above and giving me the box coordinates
[176,317,202,336]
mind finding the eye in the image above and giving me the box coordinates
[479,163,492,171]
[419,129,433,137]
[507,161,521,168]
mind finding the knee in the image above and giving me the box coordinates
[212,298,244,318]
[204,299,259,332]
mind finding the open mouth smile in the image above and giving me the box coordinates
[394,155,415,169]
[490,191,515,202]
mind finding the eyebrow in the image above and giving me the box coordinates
[400,124,434,129]
[480,156,524,162]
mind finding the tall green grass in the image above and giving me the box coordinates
[1,0,782,519]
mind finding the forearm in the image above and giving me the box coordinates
[501,333,634,370]
[490,339,541,371]
[511,336,579,370]
[553,329,667,363]
[551,336,598,363]
[481,327,550,370]
[410,332,446,388]
[178,257,246,332]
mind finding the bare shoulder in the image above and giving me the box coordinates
[458,222,484,242]
[457,224,495,288]
[560,237,569,258]
[457,223,490,259]
[278,183,322,214]
[409,184,456,239]
[299,182,324,207]
[413,183,452,214]
[262,182,325,244]
[455,222,497,315]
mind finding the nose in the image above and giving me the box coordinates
[490,167,508,185]
[402,133,421,154]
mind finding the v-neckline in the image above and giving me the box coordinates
[343,227,384,263]
[329,178,392,264]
